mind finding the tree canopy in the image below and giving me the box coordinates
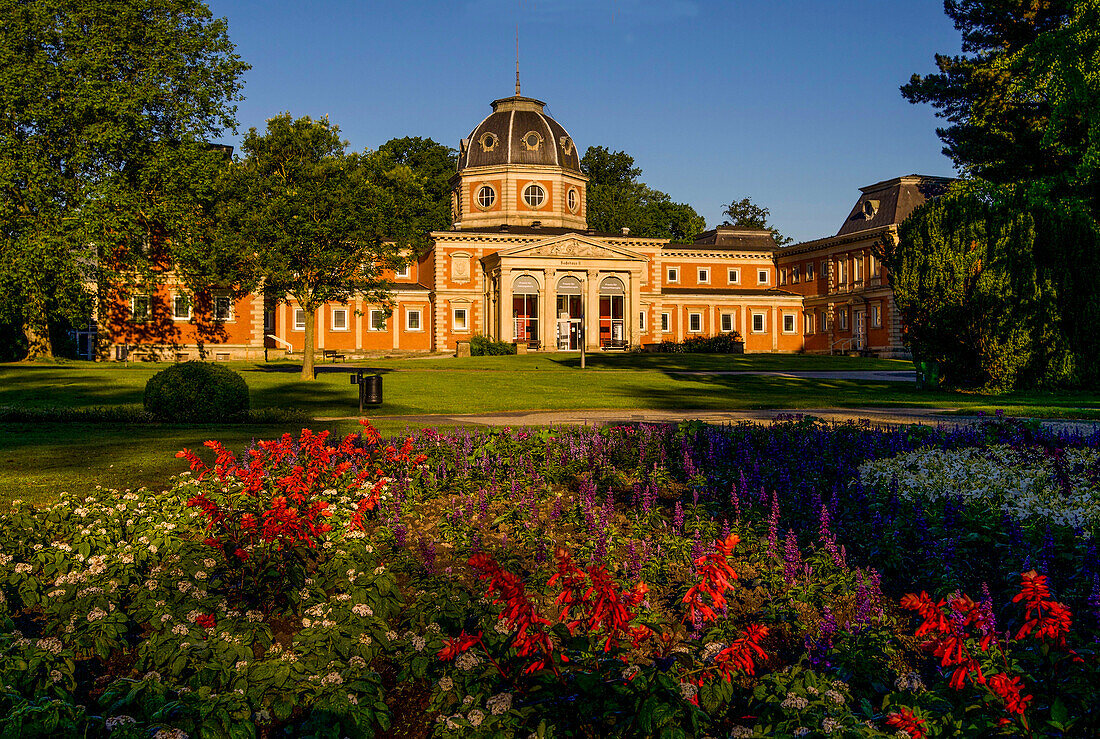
[0,0,248,358]
[721,197,792,246]
[580,146,706,242]
[361,137,457,252]
[219,114,400,379]
[902,0,1100,217]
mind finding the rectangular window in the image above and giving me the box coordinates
[720,313,733,332]
[452,308,468,332]
[666,267,679,283]
[407,309,421,331]
[370,309,387,331]
[727,268,740,284]
[871,303,882,328]
[839,308,849,330]
[172,294,191,321]
[688,313,702,333]
[838,260,848,286]
[130,294,150,323]
[214,295,232,322]
[757,269,769,285]
[821,260,829,280]
[331,307,348,331]
[854,257,863,282]
[824,312,833,331]
[806,262,814,280]
[804,312,814,334]
[780,269,787,285]
[294,308,306,331]
[394,264,411,279]
[639,311,646,331]
[783,313,796,333]
[697,268,709,284]
[791,266,800,284]
[660,312,670,332]
[751,313,765,333]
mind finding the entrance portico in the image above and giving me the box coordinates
[481,234,648,351]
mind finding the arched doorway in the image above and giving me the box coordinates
[599,276,625,348]
[512,275,539,347]
[556,276,583,350]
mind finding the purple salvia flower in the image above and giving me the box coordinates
[767,491,780,560]
[729,482,742,521]
[673,501,684,532]
[691,528,703,561]
[783,531,801,586]
[979,583,997,637]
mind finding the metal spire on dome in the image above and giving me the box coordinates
[515,22,521,96]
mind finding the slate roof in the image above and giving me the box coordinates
[836,175,954,236]
[678,226,777,251]
[458,96,582,174]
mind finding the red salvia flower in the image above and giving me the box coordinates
[885,707,926,739]
[438,630,482,661]
[987,673,1032,715]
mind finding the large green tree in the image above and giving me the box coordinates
[220,115,401,380]
[0,0,248,358]
[902,0,1100,216]
[721,197,792,246]
[361,137,457,253]
[581,146,706,242]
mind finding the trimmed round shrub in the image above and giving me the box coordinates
[143,361,250,422]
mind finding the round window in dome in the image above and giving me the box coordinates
[567,188,579,212]
[479,132,498,152]
[522,131,543,151]
[523,183,547,209]
[476,185,496,210]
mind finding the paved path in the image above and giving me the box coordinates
[318,406,1100,435]
[670,370,916,382]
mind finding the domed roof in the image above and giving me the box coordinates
[458,96,582,173]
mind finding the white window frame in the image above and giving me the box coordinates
[639,311,646,331]
[779,269,787,286]
[871,303,882,328]
[791,266,800,284]
[839,308,849,331]
[854,257,864,282]
[213,294,233,322]
[697,267,709,284]
[720,313,733,333]
[475,184,496,210]
[522,183,547,209]
[294,308,306,331]
[370,309,387,331]
[172,293,192,321]
[660,312,670,332]
[331,307,349,332]
[728,268,740,284]
[782,313,796,334]
[452,307,469,333]
[821,260,829,280]
[130,294,150,323]
[394,264,411,279]
[406,308,422,332]
[666,267,679,283]
[751,312,766,333]
[688,312,702,333]
[757,269,769,285]
[804,312,814,335]
[806,262,814,280]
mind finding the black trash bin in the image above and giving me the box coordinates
[350,371,383,412]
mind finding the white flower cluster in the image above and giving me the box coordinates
[486,692,512,715]
[860,445,1100,529]
[781,693,808,710]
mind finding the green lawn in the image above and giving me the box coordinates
[2,353,1098,503]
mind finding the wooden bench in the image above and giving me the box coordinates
[322,348,346,363]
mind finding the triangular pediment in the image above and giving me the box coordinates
[497,234,649,262]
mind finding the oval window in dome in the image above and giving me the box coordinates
[523,183,547,209]
[523,131,542,151]
[567,188,578,212]
[476,185,496,209]
[479,132,498,152]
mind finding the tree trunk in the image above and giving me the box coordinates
[22,290,53,360]
[301,306,316,380]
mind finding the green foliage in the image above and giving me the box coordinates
[143,361,249,422]
[468,335,517,356]
[722,197,792,246]
[883,186,1100,388]
[581,146,706,243]
[0,0,248,358]
[650,333,744,353]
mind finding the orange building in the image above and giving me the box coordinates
[96,91,948,361]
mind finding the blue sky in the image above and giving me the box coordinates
[208,0,961,243]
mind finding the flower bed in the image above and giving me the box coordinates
[0,418,1098,737]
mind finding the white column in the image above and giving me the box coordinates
[586,269,600,350]
[543,269,556,351]
[629,269,642,347]
[501,269,514,342]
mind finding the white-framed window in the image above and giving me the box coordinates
[567,188,579,212]
[476,184,496,209]
[751,312,765,333]
[783,313,796,333]
[837,260,848,286]
[757,269,769,285]
[821,260,829,280]
[697,268,709,284]
[213,295,232,322]
[806,262,815,280]
[294,308,306,331]
[728,268,740,284]
[791,266,800,284]
[824,312,833,331]
[331,307,348,331]
[406,308,422,331]
[522,183,547,209]
[854,257,864,282]
[172,294,191,321]
[667,267,679,283]
[871,303,882,328]
[779,269,787,285]
[688,313,702,333]
[804,312,815,335]
[370,309,387,331]
[639,311,646,331]
[394,264,410,279]
[452,307,468,332]
[720,313,733,332]
[660,312,670,332]
[839,308,849,330]
[130,294,150,323]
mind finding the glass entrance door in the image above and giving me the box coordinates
[854,309,866,350]
[598,276,626,348]
[556,294,583,350]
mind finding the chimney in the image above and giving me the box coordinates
[530,221,541,228]
[621,227,630,235]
